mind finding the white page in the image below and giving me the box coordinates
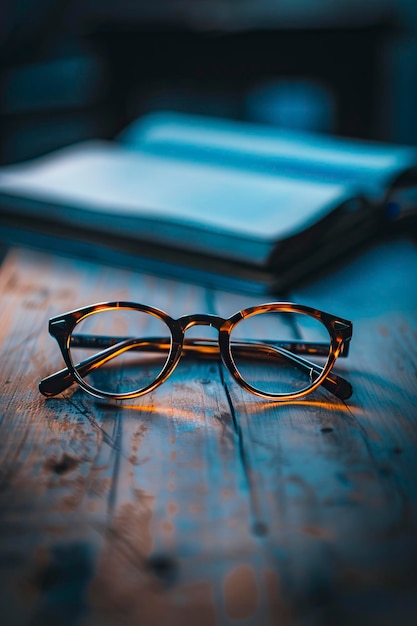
[121,112,417,198]
[0,140,352,243]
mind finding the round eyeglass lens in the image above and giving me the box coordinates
[229,310,332,396]
[69,308,172,396]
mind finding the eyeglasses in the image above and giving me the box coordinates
[39,301,353,402]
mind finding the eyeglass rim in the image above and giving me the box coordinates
[46,300,352,401]
[221,304,347,399]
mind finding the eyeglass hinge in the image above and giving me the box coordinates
[50,319,67,330]
[334,321,351,331]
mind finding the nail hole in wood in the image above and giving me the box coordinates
[147,554,177,584]
[252,521,268,537]
[45,453,79,476]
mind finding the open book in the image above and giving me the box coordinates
[120,112,417,204]
[1,112,416,293]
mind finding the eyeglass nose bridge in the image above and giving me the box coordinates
[178,313,226,333]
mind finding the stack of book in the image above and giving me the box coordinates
[1,112,416,293]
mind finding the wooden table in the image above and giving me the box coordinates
[0,236,416,626]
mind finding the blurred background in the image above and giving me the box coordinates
[1,0,417,165]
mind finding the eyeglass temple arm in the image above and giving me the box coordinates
[39,336,147,398]
[39,335,352,400]
[179,339,351,399]
[231,342,352,400]
[65,334,349,358]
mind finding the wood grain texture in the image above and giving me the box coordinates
[0,240,416,626]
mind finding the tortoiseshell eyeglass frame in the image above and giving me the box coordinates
[39,301,353,402]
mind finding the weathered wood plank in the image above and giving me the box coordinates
[0,240,417,625]
[0,249,282,626]
[213,237,417,624]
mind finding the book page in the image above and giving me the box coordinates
[121,112,417,198]
[0,140,352,245]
